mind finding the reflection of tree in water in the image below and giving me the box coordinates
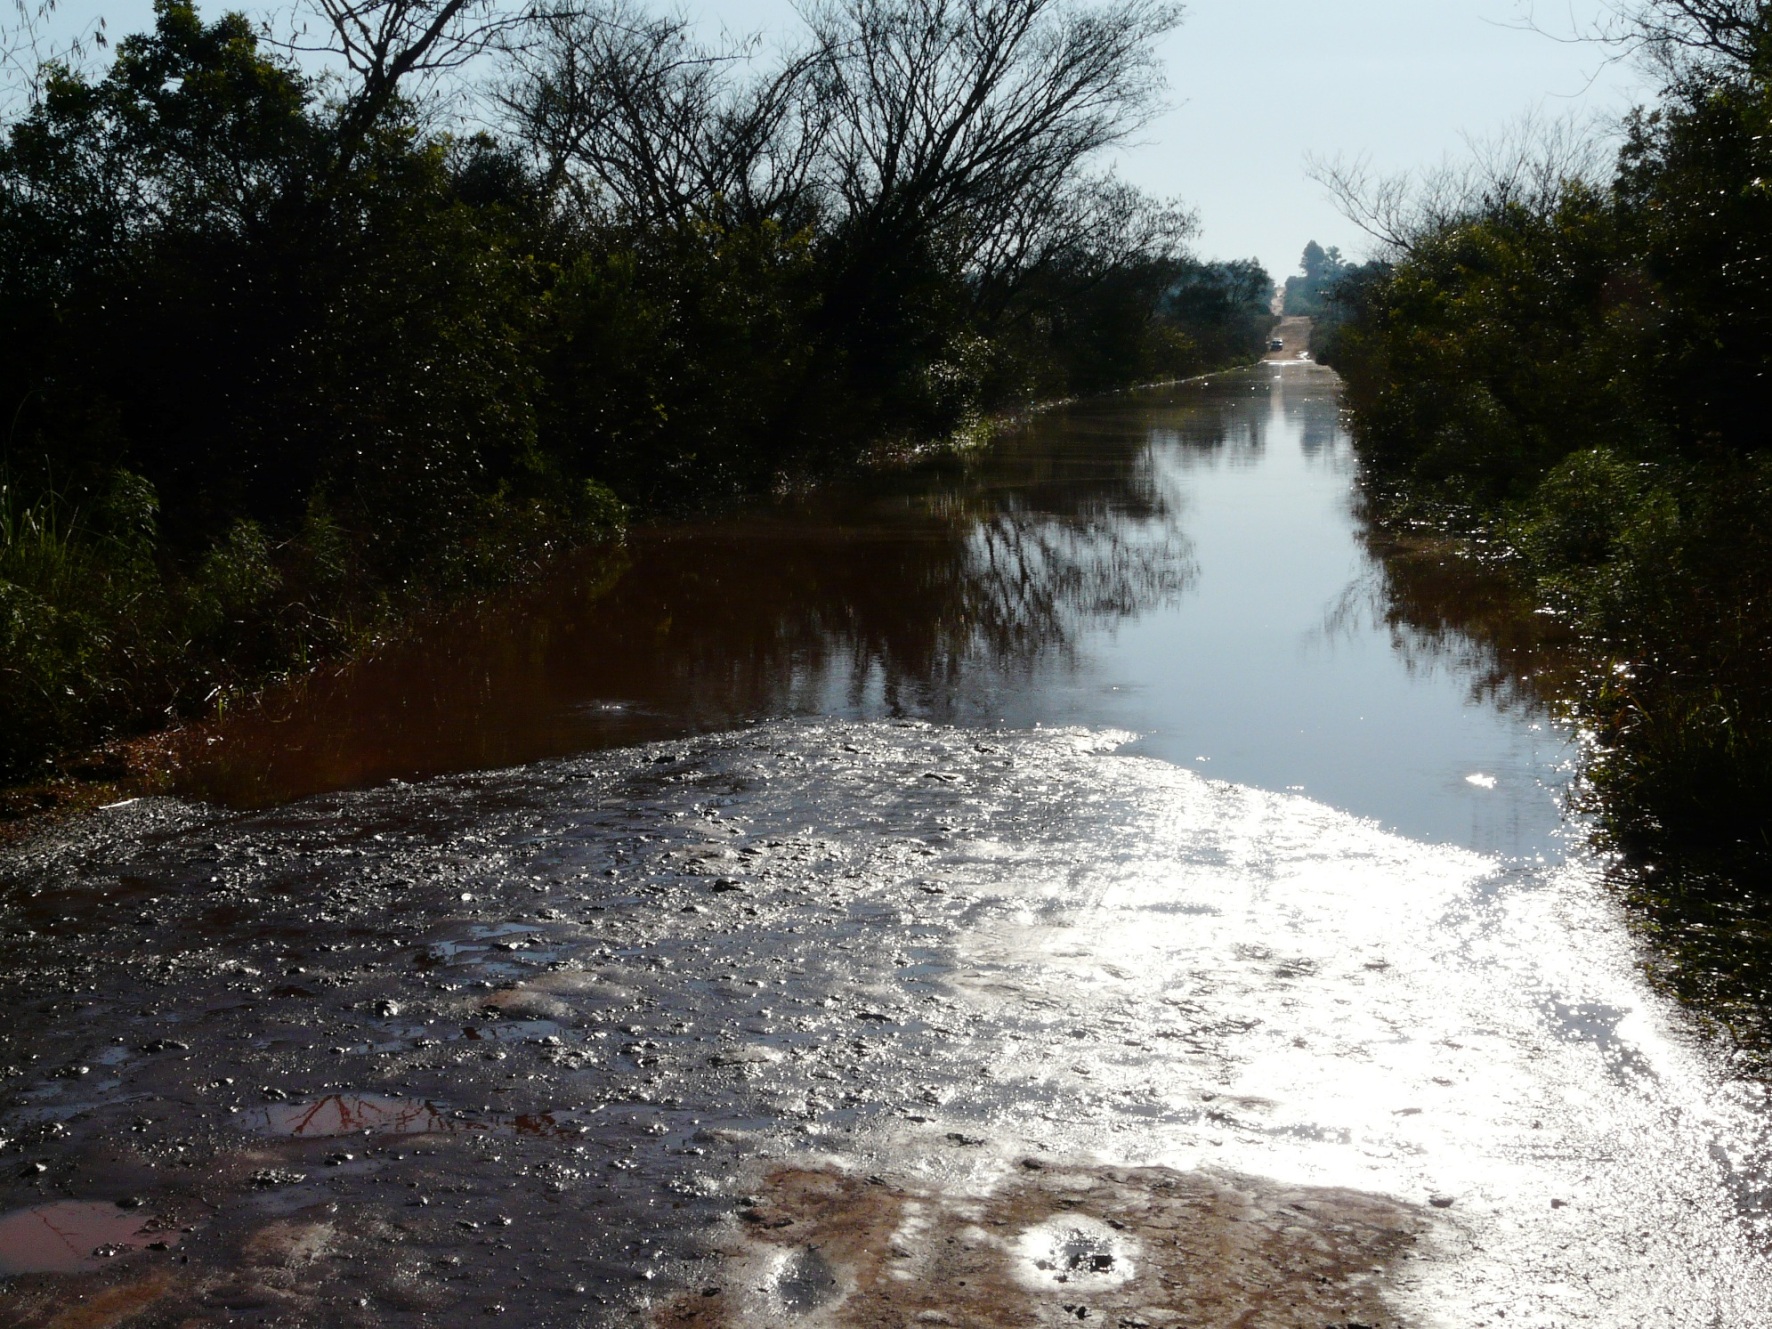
[179,420,1191,804]
[648,440,1192,719]
[249,1094,572,1140]
[1147,403,1268,466]
[1299,406,1337,457]
[1332,503,1574,716]
[1142,368,1354,464]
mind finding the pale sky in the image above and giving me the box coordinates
[55,0,1657,282]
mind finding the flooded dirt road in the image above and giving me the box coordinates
[2,365,1767,1326]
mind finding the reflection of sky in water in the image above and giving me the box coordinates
[181,365,1572,860]
[1138,368,1569,859]
[849,364,1574,859]
[0,1201,176,1274]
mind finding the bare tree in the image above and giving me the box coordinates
[1600,0,1770,73]
[496,0,1183,253]
[970,172,1194,315]
[0,0,104,118]
[804,0,1183,271]
[287,0,564,161]
[496,1,825,227]
[1515,0,1770,77]
[1306,110,1609,256]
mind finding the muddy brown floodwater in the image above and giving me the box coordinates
[2,364,1769,1328]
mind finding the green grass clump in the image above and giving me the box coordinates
[1,472,172,777]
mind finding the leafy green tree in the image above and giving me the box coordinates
[1282,240,1350,316]
[0,0,1264,780]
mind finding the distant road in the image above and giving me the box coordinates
[1264,314,1313,361]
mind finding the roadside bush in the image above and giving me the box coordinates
[1326,15,1772,871]
[1507,448,1657,573]
[0,472,174,776]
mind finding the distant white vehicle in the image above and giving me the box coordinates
[1267,338,1284,351]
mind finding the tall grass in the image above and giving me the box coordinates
[1,470,164,777]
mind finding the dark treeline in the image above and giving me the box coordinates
[0,0,1274,782]
[1313,0,1772,874]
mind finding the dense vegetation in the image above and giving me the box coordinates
[0,0,1274,782]
[1317,1,1772,874]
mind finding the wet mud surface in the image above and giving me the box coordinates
[1,721,1769,1325]
[659,1163,1419,1328]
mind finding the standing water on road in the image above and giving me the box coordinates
[2,363,1768,1326]
[176,361,1566,859]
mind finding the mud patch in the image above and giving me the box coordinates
[659,1162,1421,1327]
[39,1273,173,1329]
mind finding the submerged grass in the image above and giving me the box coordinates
[1362,451,1772,876]
[1504,450,1772,874]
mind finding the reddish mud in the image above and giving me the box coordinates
[660,1163,1419,1329]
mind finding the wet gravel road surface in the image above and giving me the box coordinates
[1,721,1769,1326]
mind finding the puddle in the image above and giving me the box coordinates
[169,365,1571,862]
[772,1245,841,1312]
[0,1202,179,1275]
[238,1094,461,1138]
[235,1093,581,1139]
